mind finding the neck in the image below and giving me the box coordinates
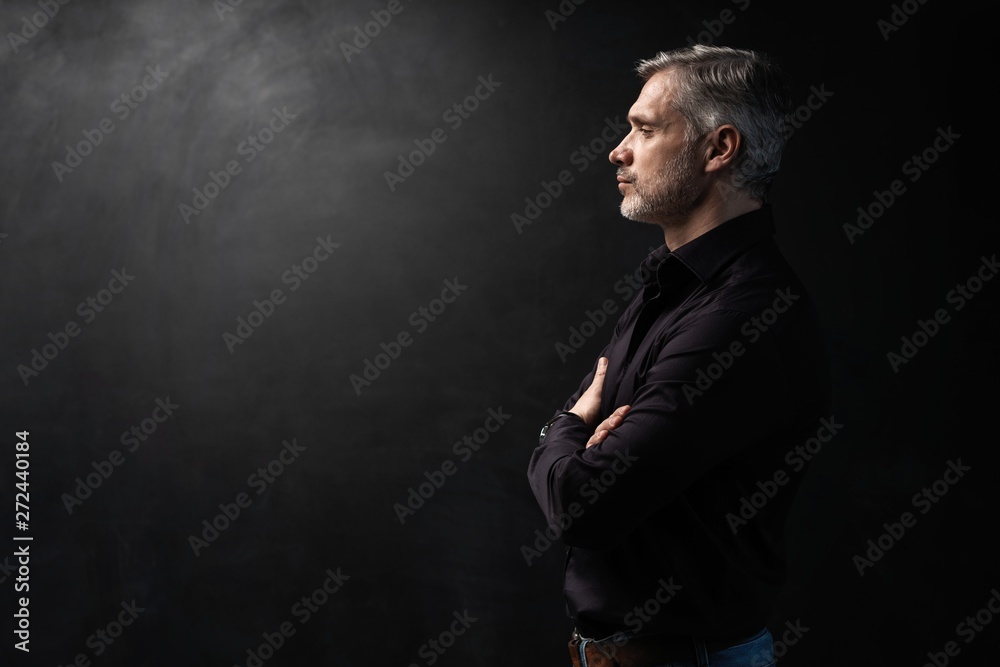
[660,184,762,250]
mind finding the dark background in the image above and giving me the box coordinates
[0,0,994,665]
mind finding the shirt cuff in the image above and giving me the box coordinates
[540,410,590,450]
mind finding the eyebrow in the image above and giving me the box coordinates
[628,113,658,127]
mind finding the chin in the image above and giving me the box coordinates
[620,202,662,225]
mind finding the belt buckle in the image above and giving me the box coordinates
[571,628,625,667]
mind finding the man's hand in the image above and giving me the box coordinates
[569,357,609,428]
[569,357,632,447]
[586,405,630,448]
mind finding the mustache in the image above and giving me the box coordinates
[616,169,634,181]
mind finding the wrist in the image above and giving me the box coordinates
[538,411,586,445]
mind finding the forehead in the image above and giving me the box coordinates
[629,69,681,125]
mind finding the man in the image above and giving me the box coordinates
[527,45,831,667]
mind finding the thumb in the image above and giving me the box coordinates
[590,357,609,394]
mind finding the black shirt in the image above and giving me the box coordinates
[527,205,831,641]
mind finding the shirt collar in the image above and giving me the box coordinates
[640,205,776,289]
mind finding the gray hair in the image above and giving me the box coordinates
[636,45,792,202]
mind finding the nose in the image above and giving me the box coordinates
[609,140,631,166]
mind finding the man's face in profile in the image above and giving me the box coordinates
[610,69,704,226]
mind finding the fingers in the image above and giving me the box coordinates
[601,405,631,430]
[584,404,631,448]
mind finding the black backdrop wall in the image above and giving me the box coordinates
[0,0,994,665]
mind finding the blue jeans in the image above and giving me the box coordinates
[574,627,774,667]
[653,627,775,667]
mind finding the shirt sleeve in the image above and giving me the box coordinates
[526,309,792,551]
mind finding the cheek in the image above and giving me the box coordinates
[636,142,672,171]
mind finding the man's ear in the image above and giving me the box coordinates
[702,124,742,174]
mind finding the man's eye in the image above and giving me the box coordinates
[638,128,653,135]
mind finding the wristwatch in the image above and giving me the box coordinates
[538,411,580,445]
